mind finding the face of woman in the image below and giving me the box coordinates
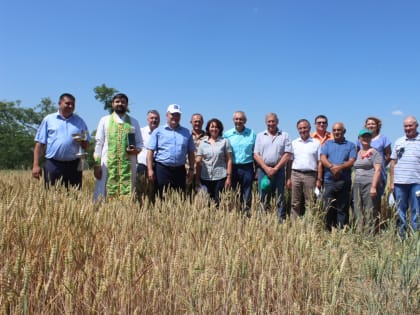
[209,122,220,138]
[359,134,372,146]
[365,119,378,135]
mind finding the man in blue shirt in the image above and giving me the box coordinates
[320,122,356,230]
[146,104,195,198]
[32,93,90,188]
[224,111,256,216]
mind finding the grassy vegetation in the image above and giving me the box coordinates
[0,171,418,314]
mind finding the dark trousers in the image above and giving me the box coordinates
[136,163,156,203]
[201,178,226,207]
[323,180,351,230]
[231,163,254,213]
[155,162,186,198]
[44,158,82,189]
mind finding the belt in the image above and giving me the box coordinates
[233,162,254,168]
[156,162,185,170]
[50,158,79,164]
[292,169,316,174]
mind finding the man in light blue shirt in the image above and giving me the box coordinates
[224,111,256,216]
[390,115,420,237]
[32,93,90,188]
[147,104,195,198]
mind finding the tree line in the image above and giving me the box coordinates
[0,84,117,170]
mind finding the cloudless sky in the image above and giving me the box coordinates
[1,0,419,144]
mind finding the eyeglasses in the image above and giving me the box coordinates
[332,129,343,132]
[316,121,327,125]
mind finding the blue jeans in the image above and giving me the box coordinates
[257,167,285,221]
[231,163,254,214]
[323,180,351,230]
[394,183,420,236]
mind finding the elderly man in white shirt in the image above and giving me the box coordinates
[286,119,322,218]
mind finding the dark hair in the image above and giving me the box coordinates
[191,113,204,122]
[59,93,75,102]
[314,114,328,124]
[296,118,311,128]
[205,118,224,136]
[112,93,129,103]
[147,109,160,117]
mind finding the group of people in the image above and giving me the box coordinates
[32,93,420,237]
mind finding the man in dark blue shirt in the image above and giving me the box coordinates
[320,122,356,230]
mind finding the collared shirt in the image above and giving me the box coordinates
[254,129,292,166]
[94,113,143,166]
[35,111,90,161]
[197,136,232,180]
[137,125,153,165]
[290,137,320,172]
[311,131,333,145]
[391,133,420,184]
[321,139,356,182]
[224,127,256,164]
[192,130,206,149]
[147,124,195,167]
[186,130,206,172]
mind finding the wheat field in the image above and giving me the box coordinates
[0,170,418,314]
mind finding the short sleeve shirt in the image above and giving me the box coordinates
[147,124,195,167]
[354,149,383,184]
[391,133,420,184]
[254,130,292,166]
[321,139,357,182]
[224,127,256,164]
[197,137,232,180]
[35,112,90,161]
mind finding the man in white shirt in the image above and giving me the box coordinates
[93,93,143,201]
[286,119,322,218]
[136,109,160,202]
[137,110,160,175]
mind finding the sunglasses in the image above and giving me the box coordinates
[316,121,327,125]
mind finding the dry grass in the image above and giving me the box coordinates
[0,170,419,314]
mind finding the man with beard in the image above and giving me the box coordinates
[93,93,143,201]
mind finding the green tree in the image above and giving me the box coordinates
[93,84,118,113]
[0,99,56,169]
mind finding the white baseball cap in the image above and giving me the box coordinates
[167,104,182,114]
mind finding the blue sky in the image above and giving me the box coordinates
[1,0,419,144]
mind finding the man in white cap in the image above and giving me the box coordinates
[146,104,195,198]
